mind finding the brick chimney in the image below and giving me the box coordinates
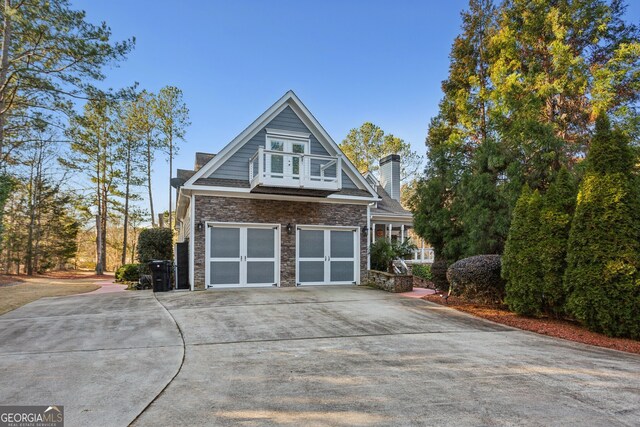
[379,154,401,202]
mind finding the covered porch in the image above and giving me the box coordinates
[368,218,434,265]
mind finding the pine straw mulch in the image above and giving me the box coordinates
[423,294,640,355]
[0,275,25,286]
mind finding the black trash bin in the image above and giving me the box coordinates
[149,260,172,292]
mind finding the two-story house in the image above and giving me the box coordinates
[173,91,431,290]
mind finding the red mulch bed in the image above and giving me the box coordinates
[423,294,640,355]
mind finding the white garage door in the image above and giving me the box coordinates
[296,226,359,285]
[207,224,279,288]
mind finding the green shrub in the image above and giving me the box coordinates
[502,186,544,315]
[411,264,432,281]
[447,255,505,303]
[369,239,417,273]
[137,228,173,265]
[538,167,576,316]
[564,115,640,338]
[503,168,577,317]
[115,264,141,282]
[370,239,394,272]
[430,259,450,292]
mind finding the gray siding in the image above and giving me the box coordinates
[209,106,359,190]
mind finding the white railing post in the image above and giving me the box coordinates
[258,147,264,182]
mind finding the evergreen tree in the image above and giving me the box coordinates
[502,186,544,316]
[65,98,122,275]
[154,86,190,230]
[564,114,640,338]
[538,167,577,315]
[0,0,133,167]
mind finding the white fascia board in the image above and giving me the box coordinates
[184,91,296,186]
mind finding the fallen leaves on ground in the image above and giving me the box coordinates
[423,294,640,355]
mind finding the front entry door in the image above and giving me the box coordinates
[297,227,358,285]
[207,224,279,288]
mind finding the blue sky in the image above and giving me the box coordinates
[73,0,640,217]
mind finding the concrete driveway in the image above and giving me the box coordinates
[138,286,639,426]
[1,287,639,426]
[0,291,183,427]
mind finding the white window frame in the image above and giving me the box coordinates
[205,221,281,288]
[295,224,360,286]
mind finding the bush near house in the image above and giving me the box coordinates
[564,115,640,339]
[115,264,141,283]
[430,259,450,292]
[447,255,505,303]
[137,228,173,264]
[137,228,173,275]
[369,239,416,273]
[411,264,432,281]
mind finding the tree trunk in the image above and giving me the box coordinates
[121,144,131,266]
[0,0,12,165]
[168,138,172,230]
[147,134,155,227]
[95,146,103,274]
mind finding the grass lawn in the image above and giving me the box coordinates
[0,276,102,316]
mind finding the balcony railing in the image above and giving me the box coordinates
[249,147,342,191]
[407,247,435,264]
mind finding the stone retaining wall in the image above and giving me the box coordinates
[366,270,413,293]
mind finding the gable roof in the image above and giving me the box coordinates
[183,90,377,198]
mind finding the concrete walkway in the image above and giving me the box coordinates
[0,291,182,427]
[135,286,640,426]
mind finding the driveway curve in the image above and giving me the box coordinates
[134,286,640,426]
[0,290,183,427]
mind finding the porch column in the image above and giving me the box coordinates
[387,223,392,240]
[372,223,376,243]
[401,224,405,243]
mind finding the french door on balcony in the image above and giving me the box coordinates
[206,223,280,288]
[296,226,359,286]
[266,137,307,183]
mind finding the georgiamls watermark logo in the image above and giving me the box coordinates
[0,405,64,427]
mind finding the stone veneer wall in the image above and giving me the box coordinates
[193,195,368,290]
[366,270,413,293]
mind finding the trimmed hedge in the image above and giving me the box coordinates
[447,255,505,303]
[430,259,449,292]
[115,264,141,282]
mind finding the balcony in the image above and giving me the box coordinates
[249,147,342,192]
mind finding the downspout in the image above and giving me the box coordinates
[367,202,372,271]
[189,194,195,291]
